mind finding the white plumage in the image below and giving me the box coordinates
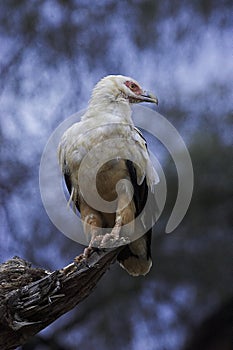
[58,75,159,276]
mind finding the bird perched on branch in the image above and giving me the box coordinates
[58,75,159,276]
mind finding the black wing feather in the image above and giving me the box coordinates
[117,159,153,263]
[63,162,80,211]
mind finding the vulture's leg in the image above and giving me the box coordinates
[100,193,135,248]
[79,201,104,250]
[114,194,135,236]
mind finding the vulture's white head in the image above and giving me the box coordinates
[90,75,158,106]
[82,75,158,123]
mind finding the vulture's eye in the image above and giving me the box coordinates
[125,81,139,92]
[130,83,137,89]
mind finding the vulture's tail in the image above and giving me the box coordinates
[117,230,152,276]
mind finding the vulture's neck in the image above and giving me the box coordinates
[83,95,134,125]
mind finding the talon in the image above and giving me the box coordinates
[99,233,130,248]
[73,246,94,265]
[83,246,93,258]
[90,234,104,248]
[74,254,85,263]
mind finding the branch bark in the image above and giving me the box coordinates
[0,248,122,350]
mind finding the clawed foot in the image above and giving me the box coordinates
[90,234,104,248]
[74,246,94,264]
[100,233,130,248]
[87,232,130,249]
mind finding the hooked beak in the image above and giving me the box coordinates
[139,91,158,105]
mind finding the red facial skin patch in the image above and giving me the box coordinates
[124,81,143,95]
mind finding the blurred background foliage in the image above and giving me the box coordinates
[0,0,232,349]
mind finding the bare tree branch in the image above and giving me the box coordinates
[0,248,122,350]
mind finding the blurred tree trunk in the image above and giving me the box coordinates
[0,250,121,350]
